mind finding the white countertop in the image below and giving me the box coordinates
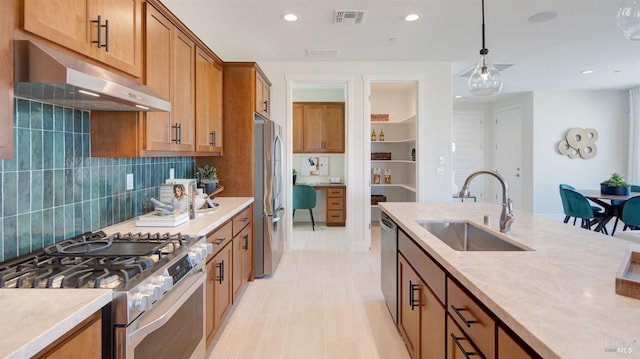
[104,197,254,237]
[0,289,112,359]
[379,202,640,359]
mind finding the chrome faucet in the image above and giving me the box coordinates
[458,170,515,234]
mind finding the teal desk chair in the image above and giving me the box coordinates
[621,196,640,231]
[562,188,608,234]
[293,185,316,231]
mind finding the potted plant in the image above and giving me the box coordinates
[196,165,218,194]
[293,169,298,185]
[600,172,630,196]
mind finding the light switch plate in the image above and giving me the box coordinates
[169,168,175,179]
[126,173,134,190]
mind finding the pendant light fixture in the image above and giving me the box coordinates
[468,0,503,96]
[617,0,640,40]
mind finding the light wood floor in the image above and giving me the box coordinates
[207,223,410,359]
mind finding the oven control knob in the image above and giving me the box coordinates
[188,251,203,265]
[131,292,151,312]
[202,243,213,255]
[153,275,173,293]
[144,283,162,302]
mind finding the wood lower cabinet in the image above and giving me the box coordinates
[293,102,345,153]
[447,315,481,359]
[22,0,143,77]
[205,204,254,348]
[398,253,445,359]
[326,186,346,226]
[33,311,102,359]
[498,327,535,359]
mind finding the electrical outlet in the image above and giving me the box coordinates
[126,173,134,190]
[169,168,175,179]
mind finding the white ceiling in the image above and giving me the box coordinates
[161,0,640,101]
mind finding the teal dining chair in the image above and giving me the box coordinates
[621,196,640,231]
[610,185,640,234]
[561,188,608,234]
[559,184,602,225]
[293,185,317,231]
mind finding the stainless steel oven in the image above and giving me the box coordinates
[380,211,398,324]
[115,265,206,359]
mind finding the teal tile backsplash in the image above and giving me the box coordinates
[0,99,195,262]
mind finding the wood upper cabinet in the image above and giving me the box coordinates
[255,71,270,119]
[22,0,143,77]
[293,102,345,153]
[195,47,223,155]
[0,0,13,159]
[145,6,195,153]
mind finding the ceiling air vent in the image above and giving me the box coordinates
[334,10,368,24]
[458,64,514,77]
[306,49,340,58]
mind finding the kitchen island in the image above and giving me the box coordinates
[380,202,640,359]
[0,289,112,358]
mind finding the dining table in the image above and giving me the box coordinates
[576,189,636,234]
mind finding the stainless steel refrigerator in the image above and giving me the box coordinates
[254,117,284,278]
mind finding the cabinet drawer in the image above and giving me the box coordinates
[232,205,252,236]
[327,188,345,197]
[327,197,344,210]
[447,315,483,359]
[207,220,233,257]
[327,210,345,223]
[398,229,446,304]
[447,278,495,359]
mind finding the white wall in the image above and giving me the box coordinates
[532,90,629,219]
[259,61,452,251]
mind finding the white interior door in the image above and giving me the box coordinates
[494,106,523,209]
[453,111,484,200]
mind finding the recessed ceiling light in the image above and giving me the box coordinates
[528,11,558,23]
[581,70,593,74]
[283,13,298,22]
[404,14,420,22]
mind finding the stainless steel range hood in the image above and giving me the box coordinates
[14,40,171,112]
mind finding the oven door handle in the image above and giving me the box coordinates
[128,271,205,345]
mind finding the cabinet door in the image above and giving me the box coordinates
[232,234,242,300]
[91,0,142,77]
[498,327,534,359]
[303,104,325,152]
[195,47,222,154]
[292,103,305,153]
[34,311,102,359]
[239,224,253,284]
[23,0,91,56]
[255,73,270,119]
[420,285,445,359]
[172,30,195,151]
[205,256,216,344]
[144,5,173,151]
[0,0,13,159]
[398,254,421,359]
[214,243,233,330]
[323,103,345,153]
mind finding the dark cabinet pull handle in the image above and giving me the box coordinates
[216,260,224,284]
[213,238,225,245]
[242,233,249,250]
[210,131,216,146]
[172,123,179,143]
[91,15,106,50]
[409,280,420,310]
[104,18,109,52]
[450,305,477,328]
[263,100,268,113]
[450,333,477,358]
[177,123,182,144]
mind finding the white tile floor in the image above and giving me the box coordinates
[206,223,410,359]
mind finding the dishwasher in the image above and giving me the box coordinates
[380,211,398,324]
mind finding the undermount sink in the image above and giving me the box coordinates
[416,220,532,251]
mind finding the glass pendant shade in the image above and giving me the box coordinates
[468,55,503,96]
[617,0,640,40]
